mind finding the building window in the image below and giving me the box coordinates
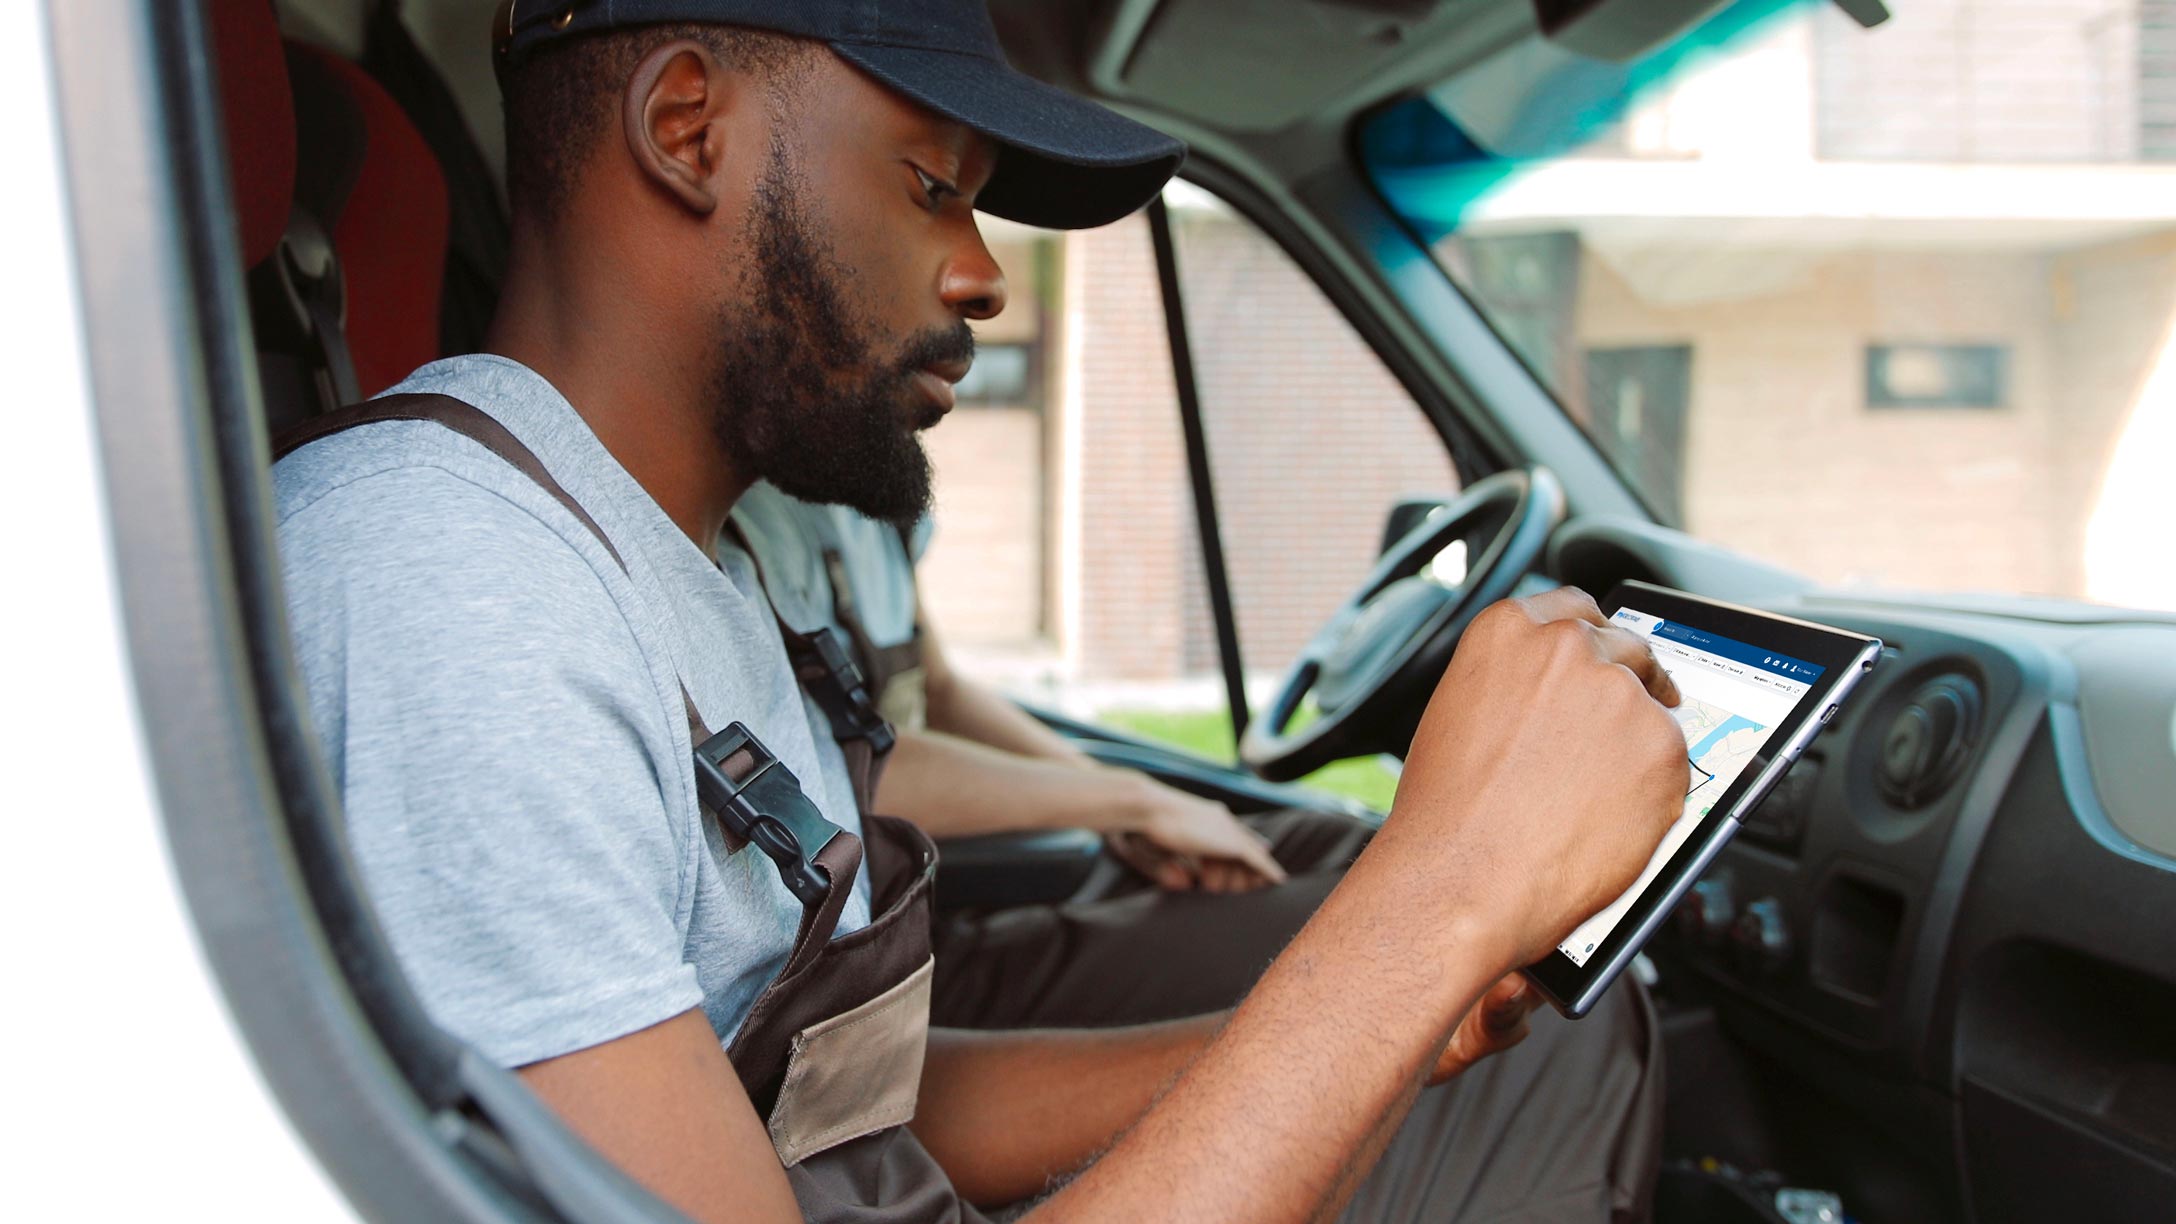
[1866,344,2008,409]
[1584,345,1692,525]
[955,342,1036,407]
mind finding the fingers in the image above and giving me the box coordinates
[1513,585,1608,629]
[1164,848,1204,891]
[1110,832,1198,891]
[1478,975,1540,1038]
[1201,859,1273,894]
[1142,796,1289,889]
[1584,620,1682,708]
[1512,587,1680,706]
[1226,827,1288,887]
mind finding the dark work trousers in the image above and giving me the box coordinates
[935,806,1666,1223]
[930,805,1376,1028]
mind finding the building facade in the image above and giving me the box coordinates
[922,0,2176,693]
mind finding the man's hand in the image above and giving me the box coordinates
[1380,585,1686,973]
[1428,975,1543,1085]
[1106,776,1288,893]
[1032,591,1687,1222]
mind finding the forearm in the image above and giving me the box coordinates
[1025,836,1510,1224]
[925,669,1095,766]
[873,726,1150,838]
[912,1015,1223,1205]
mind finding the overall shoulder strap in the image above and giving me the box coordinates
[275,393,627,570]
[277,393,861,950]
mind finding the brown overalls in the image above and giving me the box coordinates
[280,394,989,1223]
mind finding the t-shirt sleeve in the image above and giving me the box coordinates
[907,513,935,566]
[280,466,704,1068]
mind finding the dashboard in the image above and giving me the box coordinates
[1547,516,2176,1223]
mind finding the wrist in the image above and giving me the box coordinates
[1100,769,1162,834]
[1049,739,1100,771]
[1338,827,1528,1014]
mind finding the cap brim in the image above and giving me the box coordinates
[832,44,1185,231]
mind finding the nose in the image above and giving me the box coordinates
[940,226,1008,322]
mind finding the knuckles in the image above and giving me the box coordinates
[1538,616,1595,671]
[1464,598,1526,648]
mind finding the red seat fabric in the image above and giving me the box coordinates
[210,0,295,269]
[287,46,451,399]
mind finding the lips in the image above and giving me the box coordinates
[911,356,972,419]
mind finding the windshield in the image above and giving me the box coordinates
[1360,0,2176,613]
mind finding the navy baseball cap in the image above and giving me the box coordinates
[495,0,1185,230]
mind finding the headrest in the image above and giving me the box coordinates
[210,0,296,269]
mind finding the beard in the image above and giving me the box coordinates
[707,139,973,528]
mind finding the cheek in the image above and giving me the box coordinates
[844,234,935,338]
[807,191,943,338]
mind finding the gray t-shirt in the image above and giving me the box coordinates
[275,354,872,1068]
[731,481,928,648]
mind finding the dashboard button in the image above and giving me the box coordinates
[1732,897,1793,974]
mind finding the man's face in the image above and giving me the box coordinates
[707,56,1004,528]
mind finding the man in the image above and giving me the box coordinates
[275,2,1687,1220]
[731,482,1386,1028]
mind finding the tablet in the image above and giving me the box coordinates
[1524,581,1882,1018]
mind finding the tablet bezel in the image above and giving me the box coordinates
[1523,581,1882,1018]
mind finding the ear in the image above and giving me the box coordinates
[622,40,731,217]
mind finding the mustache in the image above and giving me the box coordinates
[891,323,976,379]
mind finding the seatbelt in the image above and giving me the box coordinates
[722,522,896,815]
[785,624,895,774]
[816,521,927,714]
[274,393,855,908]
[250,44,369,433]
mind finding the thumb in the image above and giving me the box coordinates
[1223,821,1288,885]
[1479,976,1536,1035]
[1239,836,1289,886]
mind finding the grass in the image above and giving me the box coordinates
[1096,707,1400,812]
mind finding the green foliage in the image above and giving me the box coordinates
[1096,707,1399,812]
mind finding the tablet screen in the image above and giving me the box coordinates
[1556,606,1827,967]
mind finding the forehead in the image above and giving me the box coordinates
[795,50,995,166]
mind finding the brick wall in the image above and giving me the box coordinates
[921,408,1045,642]
[1069,216,1197,680]
[934,217,2171,684]
[1815,0,2139,162]
[1176,210,1461,675]
[1572,240,2153,598]
[1056,210,1459,681]
[921,235,1052,646]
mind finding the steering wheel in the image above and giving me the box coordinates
[1238,467,1564,782]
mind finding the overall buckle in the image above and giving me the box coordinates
[792,628,897,756]
[692,723,844,907]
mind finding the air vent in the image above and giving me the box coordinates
[1877,673,1983,809]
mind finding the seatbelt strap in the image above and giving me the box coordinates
[256,44,371,422]
[813,524,922,714]
[784,626,894,813]
[820,548,927,715]
[275,392,860,923]
[270,212,360,412]
[722,522,896,816]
